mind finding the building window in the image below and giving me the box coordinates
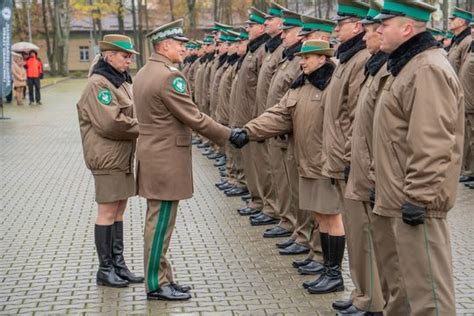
[79,46,90,62]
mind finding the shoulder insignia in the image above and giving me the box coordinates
[172,76,187,93]
[97,88,112,105]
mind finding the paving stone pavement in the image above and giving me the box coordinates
[1,79,474,315]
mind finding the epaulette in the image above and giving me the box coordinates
[165,64,179,72]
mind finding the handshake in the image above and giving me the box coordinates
[229,128,249,149]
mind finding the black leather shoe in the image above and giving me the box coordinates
[250,214,279,226]
[192,138,202,145]
[276,238,295,249]
[279,243,310,255]
[218,183,234,191]
[241,193,251,201]
[459,176,474,183]
[147,284,191,301]
[463,181,474,187]
[250,212,264,220]
[197,143,210,149]
[219,171,228,178]
[202,149,214,156]
[263,226,293,238]
[307,270,344,294]
[171,282,191,293]
[333,299,353,311]
[207,153,220,160]
[218,166,226,171]
[298,260,325,275]
[468,182,474,189]
[292,258,312,268]
[238,207,260,216]
[215,180,228,187]
[226,187,249,197]
[337,305,372,315]
[214,159,226,167]
[303,273,326,289]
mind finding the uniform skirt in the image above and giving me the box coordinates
[93,173,136,203]
[299,176,341,215]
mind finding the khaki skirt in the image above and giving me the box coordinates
[299,177,341,215]
[93,173,136,203]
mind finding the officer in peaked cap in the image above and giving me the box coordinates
[264,1,286,19]
[332,0,370,21]
[373,1,463,314]
[133,18,234,301]
[299,15,335,40]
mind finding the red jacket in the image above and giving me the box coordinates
[25,56,43,78]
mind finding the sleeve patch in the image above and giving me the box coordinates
[172,77,187,93]
[97,88,112,105]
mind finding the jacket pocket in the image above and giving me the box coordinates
[176,135,192,147]
[389,141,405,179]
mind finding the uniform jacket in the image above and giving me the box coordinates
[373,32,464,218]
[230,33,270,127]
[77,59,139,176]
[200,55,216,115]
[447,27,472,73]
[245,62,335,178]
[133,53,231,201]
[193,56,207,109]
[187,57,200,96]
[256,34,284,117]
[345,52,389,202]
[265,42,302,148]
[322,32,370,179]
[209,53,228,118]
[12,61,27,87]
[219,55,241,125]
[459,44,474,113]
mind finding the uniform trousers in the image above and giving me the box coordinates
[144,200,179,293]
[241,144,263,210]
[252,140,278,215]
[372,214,455,316]
[335,180,384,312]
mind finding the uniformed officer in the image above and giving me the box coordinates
[319,0,371,311]
[250,10,302,240]
[373,1,463,314]
[338,1,386,314]
[447,7,472,73]
[77,34,144,288]
[237,1,284,221]
[133,19,235,301]
[462,22,474,189]
[230,39,341,294]
[228,7,270,202]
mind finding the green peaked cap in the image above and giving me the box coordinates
[214,22,232,32]
[361,0,383,24]
[265,1,286,18]
[299,15,335,35]
[334,0,370,20]
[375,1,437,23]
[281,10,303,29]
[450,7,473,22]
[246,7,267,25]
[147,19,189,43]
[428,27,444,37]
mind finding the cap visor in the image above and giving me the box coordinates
[280,25,296,30]
[245,20,258,25]
[332,15,350,22]
[374,13,397,21]
[360,18,377,25]
[298,30,314,37]
[295,49,334,57]
[172,35,190,42]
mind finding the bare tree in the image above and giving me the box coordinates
[117,0,124,33]
[186,0,196,38]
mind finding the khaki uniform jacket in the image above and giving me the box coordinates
[200,56,217,115]
[459,46,474,113]
[77,73,139,175]
[12,62,27,87]
[345,54,389,202]
[245,63,334,178]
[447,27,472,73]
[133,53,231,201]
[219,58,240,125]
[209,54,228,118]
[230,34,270,127]
[187,58,200,96]
[193,58,206,109]
[373,46,464,218]
[322,34,370,179]
[256,35,284,117]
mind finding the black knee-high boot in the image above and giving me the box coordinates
[112,221,144,283]
[95,224,129,287]
[303,232,329,289]
[307,235,345,294]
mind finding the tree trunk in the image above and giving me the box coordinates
[117,0,124,33]
[137,1,144,68]
[325,0,331,19]
[144,0,151,55]
[186,0,196,38]
[41,0,57,75]
[168,0,175,21]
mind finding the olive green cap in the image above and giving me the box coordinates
[333,0,370,21]
[99,34,140,55]
[299,16,335,36]
[147,19,189,43]
[213,22,232,32]
[428,27,444,37]
[246,7,267,25]
[375,1,437,23]
[203,34,215,45]
[280,10,303,30]
[295,39,334,57]
[449,7,472,22]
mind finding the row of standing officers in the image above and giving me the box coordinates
[76,0,473,315]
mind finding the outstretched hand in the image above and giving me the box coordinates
[229,128,249,149]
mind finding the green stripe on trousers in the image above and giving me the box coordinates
[147,201,172,292]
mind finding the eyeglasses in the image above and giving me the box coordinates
[336,19,357,27]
